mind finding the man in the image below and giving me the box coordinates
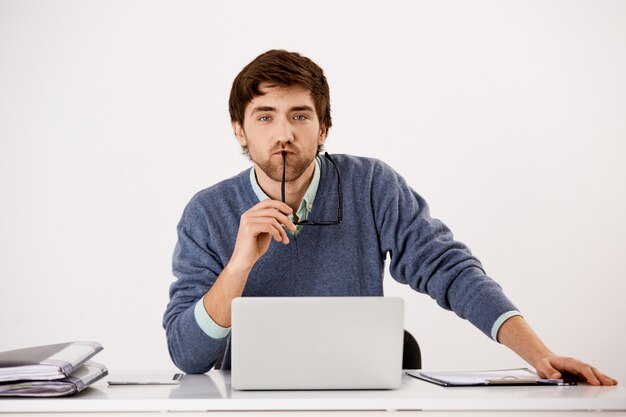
[163,49,616,385]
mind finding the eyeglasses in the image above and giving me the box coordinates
[281,151,342,226]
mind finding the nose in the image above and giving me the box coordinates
[274,116,294,147]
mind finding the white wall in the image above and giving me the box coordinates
[1,0,624,382]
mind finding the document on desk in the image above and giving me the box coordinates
[0,341,103,382]
[406,367,577,386]
[0,361,108,397]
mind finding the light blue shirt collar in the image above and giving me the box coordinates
[249,156,321,225]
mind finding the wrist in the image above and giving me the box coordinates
[498,316,554,368]
[224,257,254,277]
[528,349,556,369]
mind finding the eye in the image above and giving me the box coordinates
[293,114,308,121]
[258,115,271,122]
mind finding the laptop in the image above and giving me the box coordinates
[230,296,404,390]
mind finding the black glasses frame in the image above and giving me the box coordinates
[281,151,342,226]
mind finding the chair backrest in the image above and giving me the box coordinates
[402,330,421,369]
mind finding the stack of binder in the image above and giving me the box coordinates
[0,341,108,397]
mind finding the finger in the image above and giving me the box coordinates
[245,200,297,231]
[250,219,289,244]
[269,218,290,244]
[247,211,296,234]
[541,356,618,386]
[536,360,561,380]
[265,220,287,244]
[253,199,294,216]
[550,357,599,385]
[245,208,297,232]
[546,368,562,380]
[241,216,286,242]
[577,365,601,386]
[591,368,618,386]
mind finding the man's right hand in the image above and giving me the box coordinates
[229,199,297,274]
[202,199,297,328]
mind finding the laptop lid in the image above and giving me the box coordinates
[231,296,404,390]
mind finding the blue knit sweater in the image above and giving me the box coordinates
[163,154,517,373]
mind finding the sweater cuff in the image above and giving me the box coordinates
[194,296,231,339]
[491,310,522,342]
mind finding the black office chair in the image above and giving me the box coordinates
[402,330,421,370]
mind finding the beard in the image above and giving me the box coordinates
[244,145,317,183]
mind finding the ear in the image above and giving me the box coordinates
[318,124,327,145]
[232,121,247,147]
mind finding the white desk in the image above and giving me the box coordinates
[1,370,625,416]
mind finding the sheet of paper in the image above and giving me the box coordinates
[406,367,552,386]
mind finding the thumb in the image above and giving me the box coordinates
[547,369,562,380]
[539,361,562,380]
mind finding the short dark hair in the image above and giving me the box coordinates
[229,49,332,135]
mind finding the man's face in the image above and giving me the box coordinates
[233,83,326,183]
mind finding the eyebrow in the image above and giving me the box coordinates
[250,106,275,115]
[290,106,315,113]
[250,105,315,115]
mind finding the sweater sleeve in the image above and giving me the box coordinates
[162,197,229,373]
[371,161,518,338]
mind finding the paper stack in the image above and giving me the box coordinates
[0,341,108,397]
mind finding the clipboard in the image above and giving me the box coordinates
[406,367,577,387]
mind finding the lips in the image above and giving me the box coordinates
[273,149,295,156]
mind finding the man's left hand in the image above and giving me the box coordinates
[497,316,618,386]
[535,355,618,386]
